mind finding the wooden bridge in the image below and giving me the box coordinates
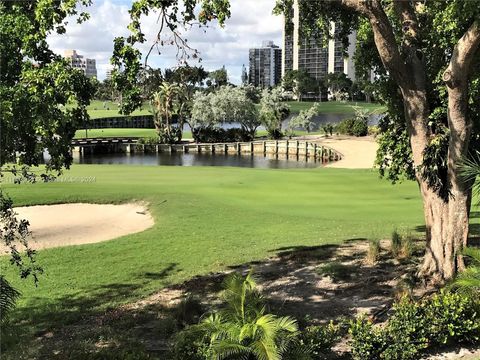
[72,138,343,162]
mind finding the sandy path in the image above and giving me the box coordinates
[298,135,379,169]
[4,203,154,251]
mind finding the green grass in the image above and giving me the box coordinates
[2,165,479,354]
[75,128,159,139]
[81,100,151,119]
[73,128,324,139]
[2,166,424,322]
[81,100,384,119]
[285,101,385,114]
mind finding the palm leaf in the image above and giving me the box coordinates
[0,276,20,324]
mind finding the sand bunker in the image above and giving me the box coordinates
[320,136,379,169]
[5,203,154,251]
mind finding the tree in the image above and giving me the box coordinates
[259,88,291,139]
[151,83,182,143]
[325,72,353,101]
[274,0,480,281]
[282,69,322,101]
[289,103,320,133]
[0,0,95,323]
[190,86,260,140]
[208,67,229,88]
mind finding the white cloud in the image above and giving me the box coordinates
[48,0,283,84]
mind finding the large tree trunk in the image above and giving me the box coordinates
[419,181,471,282]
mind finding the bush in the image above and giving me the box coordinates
[349,291,480,360]
[172,271,299,360]
[335,109,369,137]
[297,322,341,358]
[191,127,253,143]
[171,328,210,360]
[317,261,356,282]
[349,316,386,360]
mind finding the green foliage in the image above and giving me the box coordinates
[152,82,184,143]
[208,67,229,88]
[316,262,356,282]
[296,322,340,359]
[390,231,415,260]
[321,123,334,137]
[335,118,367,137]
[349,291,480,360]
[375,115,416,184]
[282,70,322,100]
[174,271,299,360]
[349,316,386,360]
[460,150,480,203]
[0,276,20,325]
[0,0,94,171]
[190,86,259,141]
[260,88,290,139]
[325,73,352,101]
[289,103,320,133]
[452,247,480,294]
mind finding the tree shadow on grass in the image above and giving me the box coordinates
[5,263,181,360]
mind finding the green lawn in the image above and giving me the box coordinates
[81,100,384,119]
[73,128,325,139]
[2,164,479,354]
[81,100,151,119]
[285,101,385,114]
[2,166,426,330]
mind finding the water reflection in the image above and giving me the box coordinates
[74,152,323,169]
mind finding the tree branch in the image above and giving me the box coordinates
[443,21,480,88]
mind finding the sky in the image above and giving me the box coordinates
[48,0,284,84]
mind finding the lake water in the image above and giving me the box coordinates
[74,152,324,169]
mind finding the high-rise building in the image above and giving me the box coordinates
[282,0,356,81]
[64,50,97,78]
[248,41,282,88]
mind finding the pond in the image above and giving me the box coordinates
[73,152,324,169]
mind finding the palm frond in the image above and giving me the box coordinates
[0,276,20,324]
[460,150,480,202]
[252,339,281,360]
[210,340,251,360]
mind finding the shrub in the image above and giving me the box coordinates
[171,328,210,360]
[349,316,386,360]
[174,295,204,327]
[297,322,341,358]
[173,271,299,360]
[391,230,402,258]
[351,118,368,136]
[349,291,480,360]
[191,127,252,143]
[365,239,381,265]
[317,261,356,282]
[425,290,480,345]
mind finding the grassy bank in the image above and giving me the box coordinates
[2,166,425,330]
[82,100,385,120]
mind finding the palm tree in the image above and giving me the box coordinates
[188,272,299,360]
[152,82,181,137]
[454,151,480,293]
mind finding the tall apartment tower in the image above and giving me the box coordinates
[248,41,282,88]
[282,0,356,81]
[64,50,97,78]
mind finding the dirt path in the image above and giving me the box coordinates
[3,203,154,251]
[296,135,379,169]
